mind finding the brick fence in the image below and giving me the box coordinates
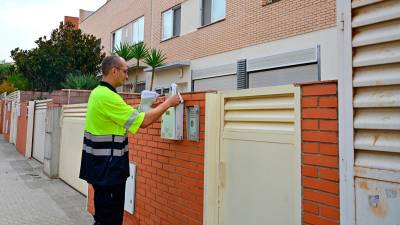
[300,81,340,225]
[88,92,208,225]
[85,83,340,225]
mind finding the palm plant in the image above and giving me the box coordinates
[113,42,135,61]
[131,42,149,92]
[143,48,167,91]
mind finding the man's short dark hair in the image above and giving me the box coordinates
[101,55,123,76]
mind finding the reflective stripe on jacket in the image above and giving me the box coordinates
[79,82,145,186]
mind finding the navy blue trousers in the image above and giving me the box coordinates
[93,183,126,225]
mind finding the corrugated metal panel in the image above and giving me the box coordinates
[193,75,236,91]
[354,131,400,153]
[6,91,20,102]
[246,47,317,72]
[353,86,400,107]
[352,0,400,28]
[62,103,87,118]
[353,19,400,47]
[248,64,318,88]
[192,63,236,80]
[223,86,297,134]
[353,63,400,87]
[352,0,385,9]
[353,41,400,67]
[354,109,400,130]
[35,99,52,110]
[352,0,400,221]
[355,151,400,171]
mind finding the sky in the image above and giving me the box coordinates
[0,0,107,62]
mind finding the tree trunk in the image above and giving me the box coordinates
[150,69,155,91]
[134,59,139,93]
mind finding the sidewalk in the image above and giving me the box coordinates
[0,135,93,225]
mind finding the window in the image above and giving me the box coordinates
[202,0,225,26]
[135,82,146,93]
[162,6,181,40]
[132,17,144,44]
[112,29,122,50]
[155,87,170,95]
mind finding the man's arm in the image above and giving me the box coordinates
[140,95,181,128]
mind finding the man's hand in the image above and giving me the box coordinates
[140,94,182,128]
[150,96,165,108]
[166,94,181,107]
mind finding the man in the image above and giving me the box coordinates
[79,56,181,225]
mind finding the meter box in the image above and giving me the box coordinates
[161,83,184,140]
[186,106,200,142]
[161,104,183,140]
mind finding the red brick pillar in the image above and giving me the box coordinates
[300,81,340,225]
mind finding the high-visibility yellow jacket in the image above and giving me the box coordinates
[79,81,145,186]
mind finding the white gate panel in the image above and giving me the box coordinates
[205,85,301,225]
[6,91,20,144]
[25,101,35,158]
[32,99,52,163]
[59,104,88,195]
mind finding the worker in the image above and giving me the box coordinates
[79,55,181,225]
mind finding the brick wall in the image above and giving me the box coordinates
[64,16,80,29]
[16,102,28,156]
[300,81,339,225]
[0,100,4,133]
[20,91,50,102]
[88,92,207,225]
[80,0,336,62]
[152,0,336,62]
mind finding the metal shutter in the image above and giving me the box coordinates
[248,64,318,88]
[237,59,248,89]
[193,75,236,91]
[351,0,400,224]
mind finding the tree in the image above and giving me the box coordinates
[131,42,148,92]
[11,22,105,91]
[143,48,166,91]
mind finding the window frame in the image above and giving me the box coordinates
[162,5,181,41]
[201,0,226,26]
[132,16,145,44]
[112,28,122,51]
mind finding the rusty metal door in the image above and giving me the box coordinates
[350,0,400,224]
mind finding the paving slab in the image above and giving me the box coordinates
[0,136,93,225]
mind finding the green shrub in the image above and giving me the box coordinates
[7,73,29,90]
[62,73,99,90]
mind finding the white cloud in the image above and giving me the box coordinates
[0,0,106,62]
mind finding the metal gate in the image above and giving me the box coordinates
[204,85,301,225]
[59,103,88,195]
[350,0,400,224]
[6,91,20,144]
[32,99,52,163]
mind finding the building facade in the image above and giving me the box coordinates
[79,0,338,93]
